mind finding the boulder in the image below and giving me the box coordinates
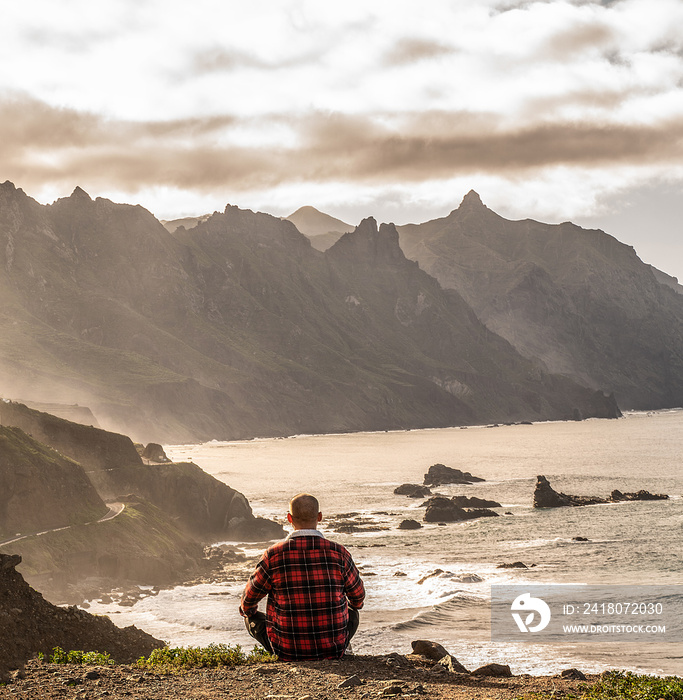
[472,663,512,677]
[411,640,449,661]
[398,519,422,530]
[423,464,485,486]
[561,668,587,680]
[394,484,432,498]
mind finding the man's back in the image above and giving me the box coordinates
[240,534,365,660]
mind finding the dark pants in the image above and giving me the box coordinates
[244,607,360,655]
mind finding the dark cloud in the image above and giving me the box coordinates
[3,94,683,196]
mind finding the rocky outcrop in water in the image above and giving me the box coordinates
[423,496,499,523]
[398,519,422,530]
[0,553,163,680]
[394,484,432,498]
[610,489,668,502]
[423,464,485,486]
[533,475,669,508]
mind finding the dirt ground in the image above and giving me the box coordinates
[0,654,598,700]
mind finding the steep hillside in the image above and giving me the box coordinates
[326,219,619,424]
[0,425,107,540]
[398,192,683,409]
[0,182,622,441]
[0,553,162,677]
[0,401,284,542]
[0,496,206,601]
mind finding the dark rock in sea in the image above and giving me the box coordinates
[561,668,587,680]
[423,496,500,522]
[424,497,468,522]
[398,519,423,530]
[534,475,669,508]
[464,508,500,519]
[451,495,502,508]
[472,663,512,677]
[141,443,171,463]
[0,553,162,678]
[437,654,469,674]
[610,489,668,502]
[394,483,432,498]
[411,640,449,661]
[227,516,286,541]
[423,464,485,486]
[497,561,529,569]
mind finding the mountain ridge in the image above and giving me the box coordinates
[0,182,646,441]
[397,191,683,409]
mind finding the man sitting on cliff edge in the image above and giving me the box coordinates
[239,493,365,660]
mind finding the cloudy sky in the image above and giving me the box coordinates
[2,0,683,279]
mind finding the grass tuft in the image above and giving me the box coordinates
[39,647,115,665]
[136,643,277,671]
[580,671,683,700]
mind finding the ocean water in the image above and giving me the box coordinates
[86,411,683,676]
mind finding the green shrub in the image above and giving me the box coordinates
[581,671,683,700]
[137,643,276,670]
[40,647,115,665]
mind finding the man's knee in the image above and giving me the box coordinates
[244,611,273,653]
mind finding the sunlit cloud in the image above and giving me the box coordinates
[1,0,683,279]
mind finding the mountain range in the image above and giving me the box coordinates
[3,181,679,442]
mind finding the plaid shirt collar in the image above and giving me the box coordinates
[286,528,325,539]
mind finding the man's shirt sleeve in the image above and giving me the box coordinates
[239,552,272,617]
[343,550,366,610]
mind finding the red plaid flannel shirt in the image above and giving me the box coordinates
[239,533,365,660]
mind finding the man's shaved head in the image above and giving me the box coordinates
[289,493,320,527]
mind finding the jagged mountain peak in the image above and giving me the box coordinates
[458,189,487,212]
[70,186,92,201]
[327,217,405,265]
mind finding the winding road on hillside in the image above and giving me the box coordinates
[0,502,125,548]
